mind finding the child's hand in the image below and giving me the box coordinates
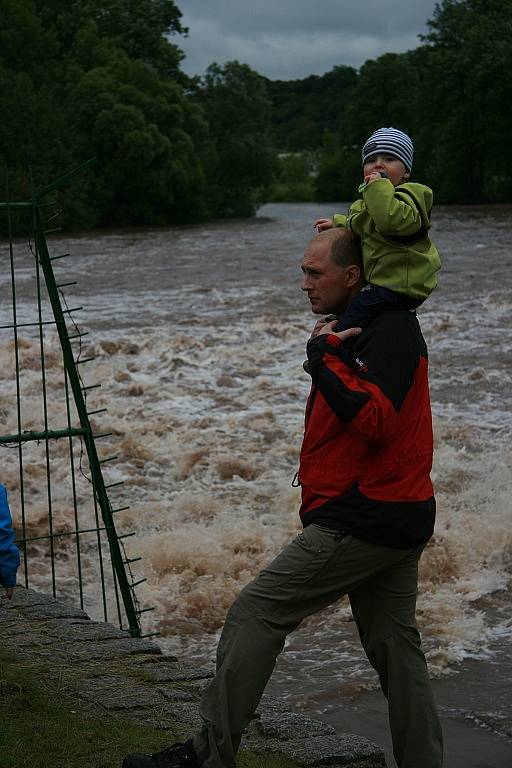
[311,319,362,342]
[313,218,333,232]
[312,319,363,341]
[364,171,386,185]
[310,316,337,339]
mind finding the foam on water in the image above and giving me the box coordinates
[1,323,510,676]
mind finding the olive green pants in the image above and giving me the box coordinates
[192,524,443,768]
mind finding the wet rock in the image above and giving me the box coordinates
[6,588,63,608]
[43,618,129,641]
[256,710,336,740]
[143,661,214,683]
[64,638,161,661]
[22,603,90,621]
[267,733,385,767]
[79,676,163,710]
[158,701,203,730]
[159,687,196,702]
[464,710,512,739]
[2,630,54,648]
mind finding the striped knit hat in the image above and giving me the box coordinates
[362,127,414,171]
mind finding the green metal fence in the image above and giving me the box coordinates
[0,166,151,637]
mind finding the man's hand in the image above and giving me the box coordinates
[310,317,362,341]
[3,586,14,600]
[313,218,333,232]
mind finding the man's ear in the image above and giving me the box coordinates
[346,265,362,288]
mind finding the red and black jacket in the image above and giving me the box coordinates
[299,310,435,549]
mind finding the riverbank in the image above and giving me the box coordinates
[0,587,384,768]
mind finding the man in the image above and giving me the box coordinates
[123,228,443,768]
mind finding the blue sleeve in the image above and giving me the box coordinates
[0,484,20,587]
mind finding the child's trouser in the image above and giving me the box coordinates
[192,525,443,768]
[334,284,422,332]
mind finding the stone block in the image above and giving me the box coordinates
[158,701,202,730]
[6,587,61,609]
[143,661,213,683]
[267,733,386,767]
[23,604,90,621]
[78,677,163,710]
[256,710,336,740]
[43,618,129,642]
[65,638,162,661]
[159,687,196,702]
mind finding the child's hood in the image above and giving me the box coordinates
[395,182,434,222]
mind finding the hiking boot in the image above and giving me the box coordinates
[122,739,200,768]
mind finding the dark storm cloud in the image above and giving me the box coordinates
[177,0,439,80]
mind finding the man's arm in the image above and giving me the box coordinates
[306,314,421,443]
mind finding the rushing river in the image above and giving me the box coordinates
[1,202,511,766]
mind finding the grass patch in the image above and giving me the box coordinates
[0,651,178,768]
[0,651,299,768]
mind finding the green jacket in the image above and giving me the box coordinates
[332,179,441,300]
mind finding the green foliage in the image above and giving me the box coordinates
[2,0,512,227]
[66,52,208,226]
[35,0,186,77]
[342,53,420,147]
[267,66,358,151]
[269,152,318,202]
[313,135,360,203]
[0,3,278,225]
[311,0,512,205]
[192,61,277,217]
[0,0,207,227]
[417,0,512,202]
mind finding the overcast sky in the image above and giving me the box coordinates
[177,0,439,80]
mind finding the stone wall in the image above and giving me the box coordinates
[1,587,385,767]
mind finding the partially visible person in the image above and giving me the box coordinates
[314,126,441,333]
[0,484,20,599]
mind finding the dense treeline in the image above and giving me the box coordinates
[1,0,511,229]
[270,0,512,205]
[266,66,358,152]
[0,0,275,226]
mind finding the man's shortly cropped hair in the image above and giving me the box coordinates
[330,230,363,269]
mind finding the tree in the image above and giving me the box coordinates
[193,61,277,217]
[267,65,358,151]
[66,48,208,226]
[343,53,421,148]
[313,0,512,205]
[270,152,317,203]
[35,0,186,77]
[313,134,361,203]
[419,0,512,201]
[0,0,210,227]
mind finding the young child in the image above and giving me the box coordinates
[0,484,20,599]
[314,126,441,332]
